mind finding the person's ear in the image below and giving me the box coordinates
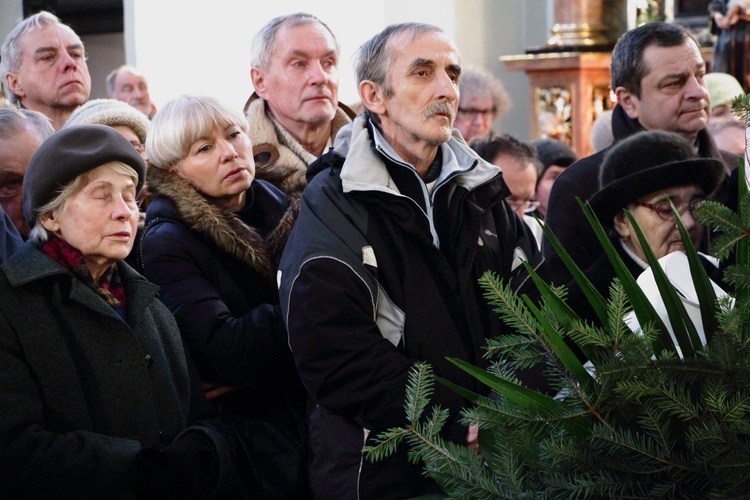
[5,72,25,99]
[40,213,60,233]
[615,86,639,120]
[359,80,386,116]
[613,210,631,240]
[251,68,267,98]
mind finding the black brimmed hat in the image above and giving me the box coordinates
[589,130,725,226]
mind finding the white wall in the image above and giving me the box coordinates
[2,0,555,140]
[127,0,461,112]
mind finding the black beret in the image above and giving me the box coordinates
[589,130,725,226]
[23,124,146,226]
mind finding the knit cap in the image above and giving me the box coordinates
[64,98,149,144]
[704,73,744,109]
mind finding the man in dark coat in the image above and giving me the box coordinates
[278,23,542,499]
[544,21,737,285]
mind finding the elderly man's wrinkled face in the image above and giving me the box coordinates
[373,31,460,168]
[110,71,152,117]
[6,24,91,118]
[0,127,44,237]
[252,22,339,131]
[617,41,709,142]
[454,92,495,142]
[614,184,705,261]
[41,165,138,281]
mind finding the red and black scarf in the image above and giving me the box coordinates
[41,237,127,319]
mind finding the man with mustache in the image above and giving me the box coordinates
[244,13,355,201]
[544,21,737,286]
[278,23,542,499]
[1,11,91,130]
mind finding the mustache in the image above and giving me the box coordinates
[423,102,455,122]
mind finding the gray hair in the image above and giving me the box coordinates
[1,11,83,105]
[459,66,511,118]
[355,23,446,101]
[28,161,138,243]
[146,95,250,171]
[0,106,54,140]
[105,65,146,95]
[251,12,339,70]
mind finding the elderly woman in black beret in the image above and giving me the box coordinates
[140,95,308,498]
[565,130,726,323]
[0,125,247,497]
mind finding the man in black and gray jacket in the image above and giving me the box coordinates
[278,22,542,500]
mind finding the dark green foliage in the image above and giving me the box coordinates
[366,161,750,497]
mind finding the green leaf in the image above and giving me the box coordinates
[625,209,700,358]
[521,294,596,394]
[577,199,675,354]
[539,213,608,324]
[442,358,591,437]
[521,261,596,362]
[736,161,750,305]
[670,199,718,344]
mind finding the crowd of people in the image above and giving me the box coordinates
[0,8,743,499]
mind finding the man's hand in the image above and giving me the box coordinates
[466,424,480,456]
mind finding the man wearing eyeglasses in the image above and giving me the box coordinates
[565,130,725,324]
[454,66,511,141]
[0,106,53,241]
[470,133,545,249]
[544,22,737,286]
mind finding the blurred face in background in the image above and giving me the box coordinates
[110,70,152,117]
[493,153,538,217]
[454,91,495,142]
[535,164,567,218]
[0,127,44,236]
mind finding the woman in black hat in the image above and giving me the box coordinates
[0,124,246,497]
[565,130,726,324]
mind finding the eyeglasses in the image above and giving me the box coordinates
[509,199,540,214]
[456,107,496,121]
[635,198,704,222]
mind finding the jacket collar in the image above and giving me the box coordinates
[146,167,295,283]
[3,242,159,321]
[611,102,725,162]
[339,114,502,196]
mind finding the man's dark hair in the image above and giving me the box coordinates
[470,133,542,172]
[610,21,696,98]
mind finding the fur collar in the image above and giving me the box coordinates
[146,166,298,284]
[245,96,354,198]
